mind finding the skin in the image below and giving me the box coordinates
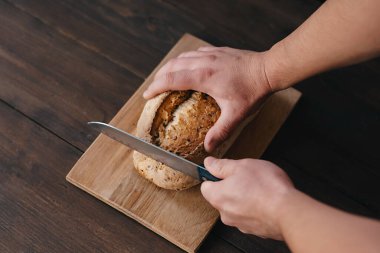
[145,48,271,152]
[143,0,380,252]
[202,157,380,253]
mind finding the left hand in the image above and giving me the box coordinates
[143,46,273,152]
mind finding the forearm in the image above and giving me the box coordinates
[279,190,380,253]
[264,0,380,90]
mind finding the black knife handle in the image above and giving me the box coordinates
[197,165,221,181]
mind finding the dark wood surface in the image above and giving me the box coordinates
[0,0,379,252]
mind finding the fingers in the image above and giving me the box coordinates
[143,68,213,99]
[177,46,238,61]
[200,179,225,210]
[201,158,237,211]
[144,51,219,99]
[144,47,234,99]
[178,46,234,57]
[204,108,242,152]
[154,56,214,79]
[204,157,236,179]
[200,181,215,204]
[156,48,223,80]
[198,46,237,54]
[177,51,219,59]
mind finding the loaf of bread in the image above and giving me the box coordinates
[133,91,221,190]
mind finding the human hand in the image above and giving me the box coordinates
[143,47,273,152]
[201,157,295,240]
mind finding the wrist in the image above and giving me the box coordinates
[276,189,320,242]
[262,41,295,92]
[244,51,275,104]
[275,189,307,237]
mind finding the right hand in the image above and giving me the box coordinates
[143,46,274,152]
[201,157,295,240]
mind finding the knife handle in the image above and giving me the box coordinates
[197,165,221,181]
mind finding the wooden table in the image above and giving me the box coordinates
[1,1,379,252]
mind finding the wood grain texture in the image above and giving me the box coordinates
[66,34,301,252]
[164,0,320,50]
[2,0,379,252]
[0,100,186,253]
[0,0,142,151]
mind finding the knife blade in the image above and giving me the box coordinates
[88,121,220,181]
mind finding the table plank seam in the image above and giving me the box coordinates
[213,233,260,253]
[279,156,380,216]
[0,98,84,154]
[161,0,321,51]
[5,0,150,79]
[160,0,261,48]
[298,122,380,176]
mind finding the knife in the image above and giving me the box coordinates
[88,121,220,181]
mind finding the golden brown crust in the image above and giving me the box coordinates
[133,90,221,190]
[135,92,170,142]
[133,151,200,191]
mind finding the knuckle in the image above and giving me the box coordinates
[217,158,229,169]
[220,216,228,225]
[199,46,213,50]
[167,58,177,65]
[234,55,242,61]
[220,214,235,226]
[217,123,231,140]
[211,158,223,168]
[215,163,225,175]
[208,193,223,210]
[238,228,249,234]
[164,72,175,85]
[220,214,229,224]
[210,200,221,210]
[180,71,194,85]
[234,105,249,118]
[207,54,217,62]
[197,68,215,83]
[240,158,254,168]
[219,46,231,52]
[166,58,180,69]
[215,159,235,177]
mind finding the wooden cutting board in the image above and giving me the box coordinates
[66,34,301,252]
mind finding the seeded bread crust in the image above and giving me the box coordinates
[132,91,221,190]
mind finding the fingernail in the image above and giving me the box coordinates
[143,90,149,99]
[206,139,216,153]
[204,156,216,168]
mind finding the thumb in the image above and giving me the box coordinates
[204,109,241,152]
[204,156,236,179]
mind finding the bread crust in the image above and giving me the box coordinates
[133,91,220,190]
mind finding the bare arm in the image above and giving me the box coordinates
[201,158,380,253]
[279,190,380,253]
[202,1,380,251]
[144,0,380,152]
[144,0,380,251]
[265,0,380,90]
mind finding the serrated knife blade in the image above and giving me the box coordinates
[88,121,220,181]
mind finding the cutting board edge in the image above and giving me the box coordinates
[260,88,302,156]
[65,33,220,252]
[256,88,302,158]
[65,174,218,252]
[65,33,303,252]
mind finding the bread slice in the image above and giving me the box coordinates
[133,91,221,190]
